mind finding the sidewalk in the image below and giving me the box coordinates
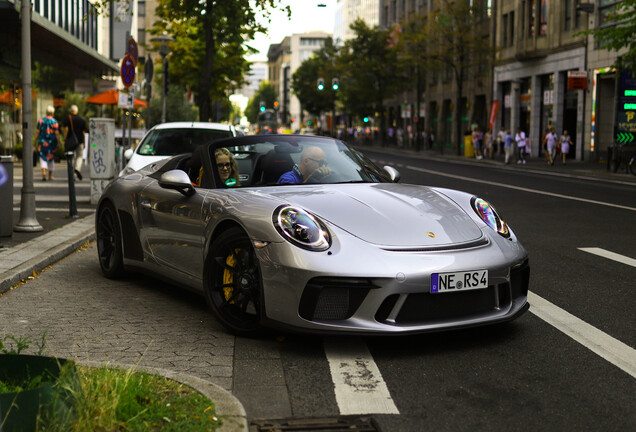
[1,161,249,432]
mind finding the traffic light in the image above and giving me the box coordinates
[259,101,265,112]
[363,116,369,123]
[332,78,339,91]
[317,78,324,91]
[274,101,279,109]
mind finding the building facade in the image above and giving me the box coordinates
[268,32,330,131]
[379,0,494,151]
[334,0,381,45]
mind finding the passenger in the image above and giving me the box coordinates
[278,146,332,184]
[215,147,240,187]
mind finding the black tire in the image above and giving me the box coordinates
[204,228,263,336]
[96,202,125,279]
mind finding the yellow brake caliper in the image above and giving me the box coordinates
[223,250,239,303]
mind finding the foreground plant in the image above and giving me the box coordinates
[43,366,221,431]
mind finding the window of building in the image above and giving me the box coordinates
[502,13,509,47]
[565,0,572,30]
[528,0,535,37]
[384,6,389,26]
[539,0,547,36]
[392,0,397,22]
[138,29,145,44]
[509,11,515,44]
[138,1,146,17]
[599,0,622,27]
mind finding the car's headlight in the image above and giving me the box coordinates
[273,205,331,251]
[471,197,510,238]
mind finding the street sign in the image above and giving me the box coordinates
[617,71,636,142]
[120,53,136,89]
[567,71,587,90]
[616,132,634,144]
[127,38,138,65]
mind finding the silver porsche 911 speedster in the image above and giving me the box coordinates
[96,134,529,335]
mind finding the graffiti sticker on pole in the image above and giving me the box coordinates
[120,53,136,89]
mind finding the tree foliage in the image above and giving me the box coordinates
[291,38,340,119]
[245,81,277,124]
[150,0,289,122]
[583,0,636,75]
[408,0,493,151]
[337,19,404,137]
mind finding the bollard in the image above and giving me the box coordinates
[65,151,78,219]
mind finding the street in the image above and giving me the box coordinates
[2,151,635,431]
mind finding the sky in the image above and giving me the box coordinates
[247,0,337,62]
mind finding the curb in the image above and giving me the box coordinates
[79,361,248,432]
[0,214,96,295]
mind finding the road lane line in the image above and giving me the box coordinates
[324,338,399,415]
[407,166,636,212]
[528,291,636,379]
[578,247,636,268]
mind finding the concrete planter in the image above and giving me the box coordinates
[0,354,76,431]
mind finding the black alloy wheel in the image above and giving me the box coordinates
[204,228,263,336]
[96,203,125,278]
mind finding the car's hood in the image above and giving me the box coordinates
[259,184,483,247]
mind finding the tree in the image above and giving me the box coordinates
[291,38,340,126]
[414,1,493,154]
[582,0,636,75]
[245,82,277,125]
[337,19,403,142]
[151,0,289,122]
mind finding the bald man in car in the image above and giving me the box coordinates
[278,146,332,184]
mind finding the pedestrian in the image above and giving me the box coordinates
[429,128,437,152]
[62,105,88,180]
[515,127,527,164]
[504,129,513,164]
[543,127,558,165]
[36,105,61,181]
[484,129,494,159]
[472,127,482,159]
[559,130,572,165]
[497,129,506,157]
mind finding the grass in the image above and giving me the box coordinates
[40,365,222,431]
[2,334,222,430]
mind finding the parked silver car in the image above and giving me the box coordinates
[96,134,529,335]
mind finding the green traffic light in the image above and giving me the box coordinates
[363,117,369,123]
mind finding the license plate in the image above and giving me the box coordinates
[431,270,488,293]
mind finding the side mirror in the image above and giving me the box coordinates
[159,170,196,196]
[383,165,400,183]
[124,148,134,161]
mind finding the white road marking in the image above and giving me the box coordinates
[324,338,399,415]
[407,165,636,212]
[528,291,636,379]
[578,247,636,268]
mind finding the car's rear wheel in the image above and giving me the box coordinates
[205,228,263,336]
[96,202,125,278]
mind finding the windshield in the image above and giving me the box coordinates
[210,135,392,187]
[138,128,233,156]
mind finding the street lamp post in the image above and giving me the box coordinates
[151,34,174,124]
[15,0,42,232]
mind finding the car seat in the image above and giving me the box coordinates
[253,148,295,184]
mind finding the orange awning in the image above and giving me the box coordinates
[86,89,147,108]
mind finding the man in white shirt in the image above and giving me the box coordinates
[515,128,527,164]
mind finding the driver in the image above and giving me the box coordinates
[278,146,331,184]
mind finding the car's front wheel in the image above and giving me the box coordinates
[204,228,263,336]
[96,202,125,278]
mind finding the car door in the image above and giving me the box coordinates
[138,181,207,284]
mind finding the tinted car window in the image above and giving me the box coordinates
[137,128,233,156]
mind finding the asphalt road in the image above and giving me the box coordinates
[3,151,635,431]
